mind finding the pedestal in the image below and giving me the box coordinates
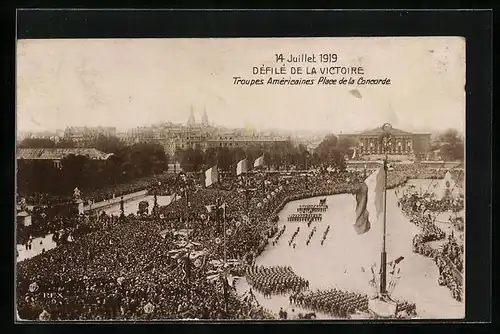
[74,199,84,215]
[17,211,32,227]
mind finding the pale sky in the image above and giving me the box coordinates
[16,37,465,134]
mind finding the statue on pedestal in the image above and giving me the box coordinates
[152,194,159,216]
[73,187,81,202]
[119,196,125,220]
[73,187,84,215]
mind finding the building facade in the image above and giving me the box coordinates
[17,148,112,169]
[338,124,431,161]
[64,126,117,147]
[119,110,288,157]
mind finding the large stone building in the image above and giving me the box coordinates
[338,124,431,161]
[64,126,117,146]
[120,109,288,157]
[17,148,112,168]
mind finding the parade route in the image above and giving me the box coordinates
[16,195,175,263]
[16,234,57,263]
[236,180,464,319]
[100,195,173,216]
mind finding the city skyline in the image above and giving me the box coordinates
[17,37,465,135]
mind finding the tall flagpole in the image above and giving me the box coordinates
[380,123,392,296]
[380,157,388,295]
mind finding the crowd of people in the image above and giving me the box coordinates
[398,180,464,302]
[18,173,177,208]
[246,265,309,297]
[18,168,371,320]
[17,162,461,320]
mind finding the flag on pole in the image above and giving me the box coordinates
[373,166,386,218]
[218,202,227,216]
[354,183,371,234]
[253,156,264,168]
[205,165,219,187]
[205,205,216,213]
[236,158,248,176]
[353,166,386,234]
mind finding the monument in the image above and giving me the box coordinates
[73,187,84,215]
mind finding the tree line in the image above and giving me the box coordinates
[430,129,464,161]
[17,141,169,197]
[175,135,354,173]
[18,135,126,154]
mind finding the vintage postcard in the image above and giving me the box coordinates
[16,37,465,321]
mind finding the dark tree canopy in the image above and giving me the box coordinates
[436,129,464,161]
[18,138,56,148]
[314,134,345,168]
[17,141,169,196]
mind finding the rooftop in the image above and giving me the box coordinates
[340,125,430,137]
[17,148,112,160]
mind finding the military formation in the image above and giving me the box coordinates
[287,213,323,222]
[246,265,309,298]
[296,204,328,213]
[290,288,369,318]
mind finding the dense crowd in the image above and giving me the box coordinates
[398,183,464,302]
[18,169,368,320]
[17,163,457,320]
[18,173,177,207]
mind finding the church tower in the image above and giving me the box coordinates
[201,107,209,127]
[187,106,195,126]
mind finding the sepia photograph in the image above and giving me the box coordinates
[15,36,466,321]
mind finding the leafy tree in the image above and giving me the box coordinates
[314,134,345,167]
[438,129,464,161]
[55,138,77,148]
[88,135,125,153]
[337,136,358,151]
[61,154,90,191]
[18,138,56,148]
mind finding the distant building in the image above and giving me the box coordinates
[187,106,196,127]
[201,108,209,127]
[64,126,117,147]
[115,109,290,158]
[17,148,112,168]
[205,134,287,150]
[338,124,431,161]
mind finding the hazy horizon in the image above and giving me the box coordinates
[17,37,465,135]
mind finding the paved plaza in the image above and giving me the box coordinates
[236,180,464,319]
